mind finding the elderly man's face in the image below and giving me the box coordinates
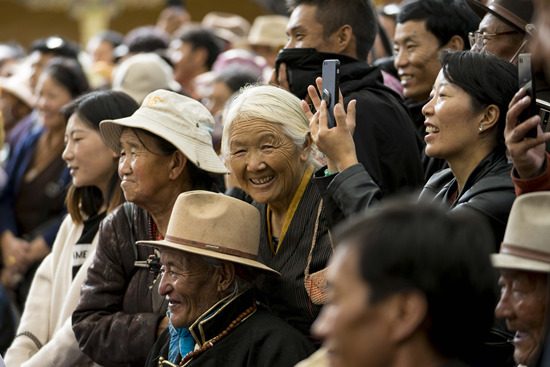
[312,244,397,367]
[158,249,220,328]
[473,14,525,64]
[495,269,548,365]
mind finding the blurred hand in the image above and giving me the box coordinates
[269,63,290,92]
[504,88,550,179]
[1,231,30,273]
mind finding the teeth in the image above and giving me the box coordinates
[251,176,274,184]
[400,75,412,81]
[426,126,440,134]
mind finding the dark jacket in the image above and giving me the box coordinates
[72,203,166,367]
[339,55,424,196]
[0,125,70,247]
[145,290,315,367]
[419,147,515,247]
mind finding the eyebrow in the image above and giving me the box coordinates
[395,34,419,44]
[287,24,305,36]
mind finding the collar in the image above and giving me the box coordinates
[267,165,314,254]
[188,290,256,347]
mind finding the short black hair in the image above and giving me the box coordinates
[215,65,260,93]
[124,26,171,55]
[30,36,80,60]
[286,0,378,61]
[397,0,479,50]
[91,30,124,48]
[334,197,497,361]
[439,50,518,148]
[42,57,89,99]
[177,26,224,70]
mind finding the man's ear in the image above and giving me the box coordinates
[168,150,188,180]
[299,133,312,163]
[388,291,428,343]
[442,34,465,51]
[335,25,353,54]
[217,262,236,294]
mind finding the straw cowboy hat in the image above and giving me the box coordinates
[492,192,550,273]
[465,0,534,34]
[247,15,289,49]
[0,71,34,108]
[100,89,228,174]
[138,191,279,277]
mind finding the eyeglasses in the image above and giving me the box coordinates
[468,30,519,49]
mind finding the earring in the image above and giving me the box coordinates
[479,125,484,131]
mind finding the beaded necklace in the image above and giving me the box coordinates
[177,301,257,366]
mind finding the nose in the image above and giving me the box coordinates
[421,97,435,117]
[285,36,294,49]
[394,48,407,69]
[495,290,514,320]
[245,151,267,172]
[62,140,73,162]
[311,304,335,341]
[157,271,173,297]
[118,154,131,178]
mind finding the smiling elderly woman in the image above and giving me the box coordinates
[141,191,315,366]
[221,84,340,340]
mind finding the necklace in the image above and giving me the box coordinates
[178,301,257,366]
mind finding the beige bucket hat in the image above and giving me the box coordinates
[138,191,279,277]
[111,53,181,104]
[248,15,289,48]
[492,192,550,273]
[100,89,228,174]
[0,71,34,108]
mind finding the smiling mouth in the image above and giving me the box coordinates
[250,176,274,185]
[425,126,440,134]
[400,74,413,83]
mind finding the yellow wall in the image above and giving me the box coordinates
[0,0,265,50]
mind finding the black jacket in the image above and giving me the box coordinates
[145,290,315,367]
[338,55,424,196]
[419,147,515,247]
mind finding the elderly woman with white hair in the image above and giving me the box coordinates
[221,84,379,342]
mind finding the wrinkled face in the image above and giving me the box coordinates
[473,14,524,64]
[35,73,72,131]
[422,71,484,163]
[285,4,340,53]
[62,114,117,195]
[312,244,396,367]
[226,118,309,210]
[118,128,175,209]
[495,269,547,365]
[394,20,442,102]
[158,249,220,329]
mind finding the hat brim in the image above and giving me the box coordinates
[465,0,525,33]
[100,113,228,174]
[137,239,280,277]
[491,253,550,273]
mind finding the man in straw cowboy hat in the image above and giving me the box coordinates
[492,192,550,366]
[140,191,315,367]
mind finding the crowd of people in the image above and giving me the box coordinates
[1,0,550,366]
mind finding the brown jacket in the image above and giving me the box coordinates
[72,203,165,367]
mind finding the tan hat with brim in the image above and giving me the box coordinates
[138,191,280,277]
[491,192,550,273]
[100,89,228,174]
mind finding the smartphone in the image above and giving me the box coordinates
[322,59,340,128]
[518,53,538,138]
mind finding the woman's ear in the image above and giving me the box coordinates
[217,262,236,294]
[478,105,500,133]
[169,150,188,180]
[300,133,313,163]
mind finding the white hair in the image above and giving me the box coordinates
[221,84,321,168]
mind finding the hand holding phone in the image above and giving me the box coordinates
[321,59,340,128]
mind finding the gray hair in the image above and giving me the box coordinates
[221,84,321,169]
[200,255,254,297]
